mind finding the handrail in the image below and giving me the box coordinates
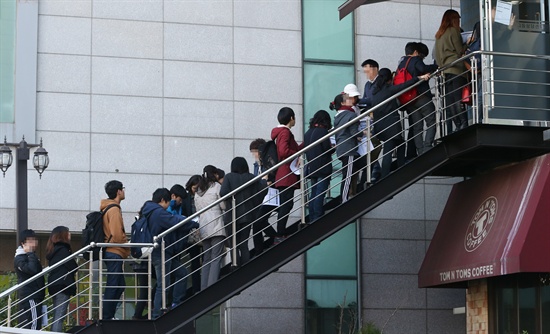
[0,244,92,299]
[156,54,452,240]
[2,50,547,328]
[0,242,154,300]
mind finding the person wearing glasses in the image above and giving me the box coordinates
[101,180,129,320]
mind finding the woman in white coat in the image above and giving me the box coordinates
[194,165,226,289]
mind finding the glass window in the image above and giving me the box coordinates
[0,0,16,123]
[303,0,353,62]
[306,279,357,334]
[542,285,550,334]
[306,223,357,276]
[492,275,550,334]
[303,63,355,127]
[518,286,536,334]
[497,286,516,334]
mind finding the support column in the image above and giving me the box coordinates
[15,140,29,247]
[466,279,488,334]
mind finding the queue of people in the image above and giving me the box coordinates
[11,8,478,331]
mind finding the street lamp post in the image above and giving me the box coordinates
[0,136,49,246]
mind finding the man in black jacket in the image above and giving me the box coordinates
[14,229,45,330]
[397,42,439,157]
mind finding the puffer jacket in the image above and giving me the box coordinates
[194,182,226,239]
[14,246,45,302]
[141,200,197,256]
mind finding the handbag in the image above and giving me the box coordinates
[188,227,201,245]
[462,85,473,105]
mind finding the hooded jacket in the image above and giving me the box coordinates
[14,246,45,302]
[100,198,130,258]
[271,126,303,189]
[46,242,78,296]
[194,182,225,239]
[334,108,359,159]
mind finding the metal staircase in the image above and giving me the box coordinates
[2,51,550,334]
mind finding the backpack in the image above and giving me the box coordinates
[393,56,417,105]
[130,211,155,259]
[82,204,119,261]
[258,140,279,182]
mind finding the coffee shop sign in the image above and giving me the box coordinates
[439,264,495,283]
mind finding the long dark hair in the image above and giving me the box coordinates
[185,175,201,195]
[372,68,393,94]
[309,110,332,129]
[230,157,249,174]
[329,94,344,111]
[198,165,218,192]
[46,226,71,256]
[435,9,460,39]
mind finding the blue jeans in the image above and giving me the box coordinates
[308,177,330,222]
[102,252,125,319]
[152,254,187,318]
[51,292,70,332]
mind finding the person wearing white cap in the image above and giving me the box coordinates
[343,83,381,190]
[333,92,359,202]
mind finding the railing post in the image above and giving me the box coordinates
[471,56,479,124]
[161,238,167,313]
[147,253,152,320]
[482,52,492,122]
[434,75,446,137]
[88,255,93,321]
[121,290,125,320]
[231,195,238,267]
[98,249,103,320]
[299,154,306,227]
[7,295,11,327]
[366,117,372,184]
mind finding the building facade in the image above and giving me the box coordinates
[0,0,468,333]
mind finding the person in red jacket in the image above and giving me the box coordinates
[270,107,303,243]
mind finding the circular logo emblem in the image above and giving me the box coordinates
[464,196,498,252]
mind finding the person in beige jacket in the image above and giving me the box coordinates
[100,180,128,319]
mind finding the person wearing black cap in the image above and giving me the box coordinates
[14,229,45,330]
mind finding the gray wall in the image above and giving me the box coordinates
[0,0,466,333]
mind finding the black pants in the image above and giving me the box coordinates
[133,268,150,318]
[339,156,358,202]
[253,205,277,254]
[20,298,42,330]
[276,187,296,236]
[444,73,468,132]
[187,244,202,294]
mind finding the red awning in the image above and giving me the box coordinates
[418,154,550,288]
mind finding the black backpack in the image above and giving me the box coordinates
[82,204,119,261]
[130,211,155,259]
[259,140,279,182]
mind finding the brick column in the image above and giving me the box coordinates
[466,279,488,334]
